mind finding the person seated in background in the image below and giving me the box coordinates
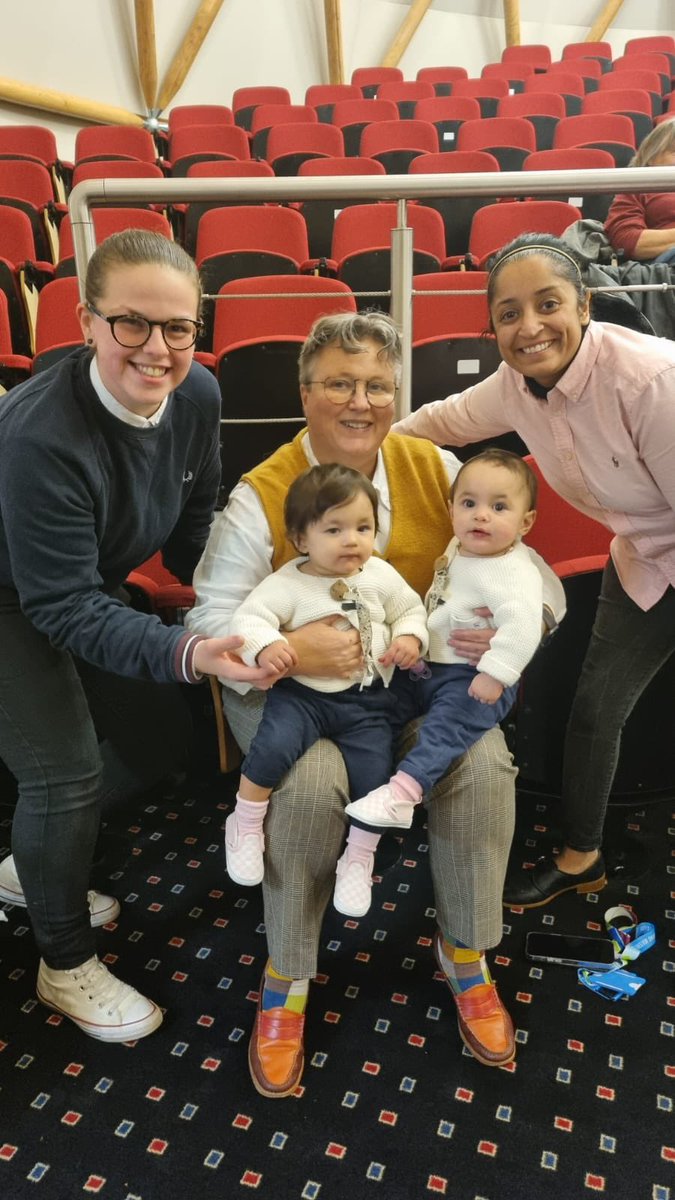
[604,119,675,264]
[187,311,565,1095]
[225,461,428,915]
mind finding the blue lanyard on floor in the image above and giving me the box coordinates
[577,904,656,1002]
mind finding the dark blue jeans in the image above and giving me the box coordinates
[0,587,191,969]
[242,676,400,797]
[391,664,517,795]
[562,559,675,851]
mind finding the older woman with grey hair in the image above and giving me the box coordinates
[604,118,675,263]
[187,310,564,1096]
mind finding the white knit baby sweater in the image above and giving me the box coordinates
[426,538,543,686]
[231,556,429,692]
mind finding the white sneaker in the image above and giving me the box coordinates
[225,812,264,886]
[345,784,416,830]
[334,852,374,918]
[37,955,163,1042]
[0,855,120,927]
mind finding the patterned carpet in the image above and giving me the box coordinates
[0,760,673,1200]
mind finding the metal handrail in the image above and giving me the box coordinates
[69,166,675,416]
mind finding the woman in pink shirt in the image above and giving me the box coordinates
[395,232,675,908]
[604,119,675,263]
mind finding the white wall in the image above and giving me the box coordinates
[0,0,672,159]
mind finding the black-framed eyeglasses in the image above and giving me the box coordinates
[306,376,397,408]
[87,304,203,350]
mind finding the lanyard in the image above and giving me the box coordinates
[577,905,656,1002]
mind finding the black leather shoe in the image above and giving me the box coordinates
[503,853,607,909]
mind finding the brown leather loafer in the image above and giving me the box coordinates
[248,999,305,1098]
[433,931,515,1067]
[453,982,515,1067]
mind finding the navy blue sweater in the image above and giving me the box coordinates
[0,349,221,682]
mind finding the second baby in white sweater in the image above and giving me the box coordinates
[344,449,544,869]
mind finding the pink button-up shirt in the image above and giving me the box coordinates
[394,321,675,611]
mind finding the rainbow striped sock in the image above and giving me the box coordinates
[436,935,492,995]
[262,961,309,1014]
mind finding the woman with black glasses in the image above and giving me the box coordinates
[0,229,272,1043]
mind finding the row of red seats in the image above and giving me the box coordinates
[0,60,669,184]
[233,64,673,126]
[24,271,489,361]
[0,33,671,180]
[0,174,596,359]
[19,196,576,366]
[66,76,670,173]
[0,44,668,310]
[148,39,674,173]
[19,78,661,191]
[5,97,642,231]
[292,148,611,260]
[0,132,618,272]
[209,34,675,118]
[0,99,645,311]
[155,109,642,176]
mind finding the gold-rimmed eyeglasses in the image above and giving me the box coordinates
[305,376,397,407]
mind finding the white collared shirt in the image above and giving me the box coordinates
[89,355,168,428]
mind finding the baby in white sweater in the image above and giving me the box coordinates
[344,449,544,852]
[225,463,429,914]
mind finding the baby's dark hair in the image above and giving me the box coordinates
[284,463,379,550]
[451,448,538,511]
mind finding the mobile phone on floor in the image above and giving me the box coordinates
[525,931,616,970]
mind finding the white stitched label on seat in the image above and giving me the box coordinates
[457,359,480,375]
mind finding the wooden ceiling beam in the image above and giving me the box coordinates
[381,0,434,69]
[134,0,158,112]
[324,0,345,85]
[587,0,625,42]
[0,76,143,126]
[503,0,520,47]
[155,0,226,114]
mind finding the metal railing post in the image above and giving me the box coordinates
[390,197,414,418]
[70,212,99,301]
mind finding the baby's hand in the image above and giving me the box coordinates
[257,640,298,673]
[380,635,421,670]
[468,672,504,705]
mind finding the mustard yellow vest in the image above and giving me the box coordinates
[242,430,453,598]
